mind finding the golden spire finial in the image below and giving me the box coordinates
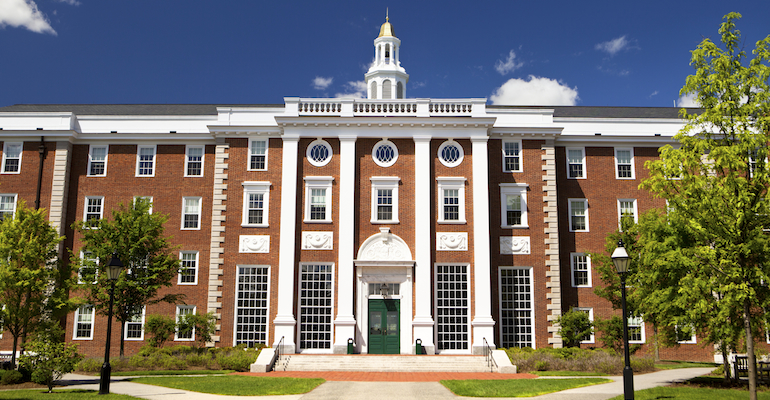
[378,8,394,37]
[386,7,389,22]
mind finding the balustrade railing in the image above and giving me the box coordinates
[294,98,482,117]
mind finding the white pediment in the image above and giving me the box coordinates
[356,228,413,262]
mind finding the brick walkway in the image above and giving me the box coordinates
[235,371,538,382]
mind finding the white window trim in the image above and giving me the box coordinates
[437,140,464,168]
[676,325,697,344]
[296,263,335,353]
[499,183,528,228]
[570,253,592,288]
[178,251,199,285]
[372,139,398,168]
[241,181,270,227]
[434,263,471,353]
[628,316,645,344]
[87,145,109,177]
[233,265,272,347]
[181,196,202,230]
[370,177,400,224]
[502,140,523,173]
[574,307,594,344]
[304,176,333,223]
[175,305,196,341]
[184,145,205,177]
[498,266,536,349]
[0,193,18,220]
[78,251,99,284]
[133,196,153,214]
[73,305,95,340]
[135,145,157,177]
[614,148,635,179]
[306,139,332,167]
[248,138,268,171]
[84,196,104,222]
[568,198,589,232]
[1,142,22,174]
[437,177,466,224]
[617,199,638,229]
[566,147,586,179]
[124,306,146,341]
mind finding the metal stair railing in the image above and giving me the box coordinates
[483,337,498,373]
[270,336,284,372]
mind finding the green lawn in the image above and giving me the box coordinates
[111,369,234,376]
[441,378,611,397]
[530,371,609,376]
[130,375,325,396]
[609,387,770,399]
[0,390,137,399]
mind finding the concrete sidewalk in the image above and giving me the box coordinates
[55,367,714,400]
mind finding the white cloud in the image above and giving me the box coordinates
[0,0,56,35]
[490,75,579,106]
[55,0,80,5]
[313,76,333,90]
[335,81,367,98]
[595,36,629,56]
[677,93,698,107]
[649,90,659,98]
[495,50,524,75]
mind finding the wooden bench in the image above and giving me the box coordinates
[733,356,770,382]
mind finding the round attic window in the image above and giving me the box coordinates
[372,140,398,167]
[307,139,332,167]
[438,140,464,167]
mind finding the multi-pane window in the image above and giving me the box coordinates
[136,146,156,176]
[85,196,104,222]
[242,182,270,227]
[306,139,332,167]
[370,177,399,223]
[503,141,522,172]
[499,267,533,348]
[0,194,17,221]
[438,140,464,168]
[615,148,634,179]
[124,306,145,340]
[618,199,638,229]
[372,140,398,167]
[249,139,267,170]
[73,305,95,340]
[569,199,589,232]
[571,253,591,287]
[500,183,528,228]
[235,266,270,347]
[676,325,696,344]
[78,251,98,284]
[178,251,198,285]
[311,189,326,220]
[304,177,333,223]
[436,264,469,351]
[437,177,466,223]
[175,305,195,340]
[88,145,108,176]
[377,189,392,220]
[443,189,459,220]
[574,308,594,343]
[182,197,201,229]
[2,143,22,174]
[628,316,644,343]
[567,148,585,179]
[298,264,333,350]
[185,146,204,177]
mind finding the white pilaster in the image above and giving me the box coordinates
[334,135,357,353]
[274,137,299,353]
[471,137,495,354]
[413,136,435,354]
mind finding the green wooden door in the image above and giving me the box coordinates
[368,299,399,354]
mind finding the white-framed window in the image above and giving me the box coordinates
[242,182,270,227]
[84,196,104,222]
[437,140,464,168]
[133,196,153,214]
[73,305,95,340]
[185,145,204,177]
[574,307,594,344]
[78,251,98,284]
[615,148,635,179]
[499,267,534,348]
[304,177,333,223]
[370,177,400,223]
[568,199,589,232]
[234,265,270,347]
[676,325,697,344]
[181,197,201,230]
[297,263,334,351]
[306,139,332,167]
[435,264,470,352]
[567,148,585,179]
[175,305,196,341]
[618,199,638,229]
[628,316,645,343]
[136,145,156,177]
[372,139,398,168]
[249,139,268,171]
[499,183,528,228]
[570,253,591,287]
[0,194,17,221]
[178,251,198,285]
[437,177,466,224]
[124,306,145,340]
[502,140,522,172]
[87,145,108,177]
[2,142,22,174]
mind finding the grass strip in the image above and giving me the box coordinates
[441,378,611,397]
[654,360,718,370]
[110,369,234,376]
[609,387,770,399]
[530,371,609,376]
[0,389,137,399]
[130,375,324,396]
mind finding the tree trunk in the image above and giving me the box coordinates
[653,325,660,361]
[744,301,757,400]
[721,340,731,381]
[120,320,125,358]
[10,335,18,368]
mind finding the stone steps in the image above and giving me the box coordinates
[276,354,492,372]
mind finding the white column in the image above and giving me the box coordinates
[471,136,495,354]
[413,136,435,354]
[334,135,357,353]
[274,137,299,353]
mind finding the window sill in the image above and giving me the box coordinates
[567,176,586,180]
[72,337,93,341]
[501,225,529,229]
[241,223,269,228]
[438,220,466,225]
[177,282,198,286]
[124,338,144,341]
[184,175,204,178]
[569,230,590,233]
[247,168,268,172]
[180,228,201,231]
[86,175,107,178]
[503,169,523,173]
[304,220,333,224]
[174,338,195,342]
[135,175,156,178]
[370,220,399,224]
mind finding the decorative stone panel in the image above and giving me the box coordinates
[302,231,333,250]
[436,232,468,251]
[500,236,531,255]
[239,235,270,253]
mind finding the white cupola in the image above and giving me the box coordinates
[365,12,409,99]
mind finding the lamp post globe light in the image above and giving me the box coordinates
[99,252,123,395]
[611,240,634,400]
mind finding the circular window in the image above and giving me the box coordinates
[438,140,464,167]
[372,140,398,167]
[306,139,332,167]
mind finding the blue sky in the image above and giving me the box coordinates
[1,0,769,108]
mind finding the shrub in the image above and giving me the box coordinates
[145,314,177,348]
[0,370,23,385]
[177,311,217,348]
[76,358,102,373]
[215,348,260,372]
[18,332,83,393]
[557,310,593,348]
[504,346,655,375]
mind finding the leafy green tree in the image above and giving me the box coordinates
[641,12,770,398]
[145,314,177,348]
[73,198,183,357]
[177,311,217,348]
[0,202,66,367]
[18,325,82,393]
[556,309,593,348]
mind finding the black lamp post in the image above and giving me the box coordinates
[99,252,123,395]
[611,240,634,400]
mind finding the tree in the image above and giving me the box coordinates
[177,311,217,348]
[73,197,183,357]
[556,309,593,348]
[641,12,770,399]
[145,314,177,348]
[18,325,82,393]
[0,201,66,367]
